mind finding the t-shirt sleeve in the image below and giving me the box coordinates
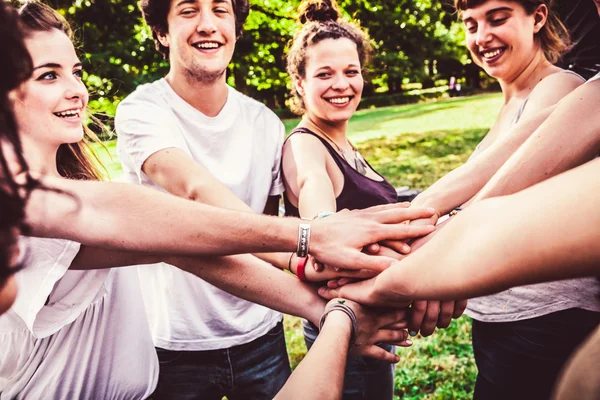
[11,237,109,339]
[269,119,286,197]
[115,95,189,182]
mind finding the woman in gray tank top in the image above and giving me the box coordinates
[407,1,597,399]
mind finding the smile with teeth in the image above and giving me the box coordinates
[327,97,351,105]
[193,42,221,49]
[481,47,506,60]
[54,109,81,119]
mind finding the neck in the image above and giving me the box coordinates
[498,50,556,101]
[301,115,349,148]
[20,135,60,178]
[165,67,229,117]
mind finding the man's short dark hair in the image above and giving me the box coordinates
[139,0,250,59]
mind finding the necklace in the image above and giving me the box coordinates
[305,122,369,176]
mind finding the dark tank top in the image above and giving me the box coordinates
[283,127,397,217]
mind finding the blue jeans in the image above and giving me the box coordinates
[472,308,600,400]
[152,322,291,400]
[303,320,395,400]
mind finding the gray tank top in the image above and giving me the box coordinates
[466,70,600,322]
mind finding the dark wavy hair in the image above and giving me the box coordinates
[286,0,373,115]
[139,0,250,59]
[0,2,35,286]
[454,0,570,64]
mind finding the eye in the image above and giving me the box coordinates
[214,7,228,14]
[180,8,197,16]
[346,69,360,76]
[490,17,508,26]
[465,23,477,34]
[316,72,331,79]
[37,71,57,81]
[73,69,83,79]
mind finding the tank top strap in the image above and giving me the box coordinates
[287,127,352,174]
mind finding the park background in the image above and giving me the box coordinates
[47,0,507,398]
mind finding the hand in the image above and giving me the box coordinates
[324,299,412,362]
[407,299,468,337]
[310,204,437,273]
[290,255,378,282]
[318,273,413,309]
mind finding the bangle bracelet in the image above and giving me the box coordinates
[287,252,294,271]
[296,257,308,281]
[314,211,335,219]
[319,299,359,348]
[297,223,310,257]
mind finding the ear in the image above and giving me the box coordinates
[533,4,548,34]
[294,76,305,97]
[156,30,170,49]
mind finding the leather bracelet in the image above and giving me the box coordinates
[296,257,308,281]
[319,299,359,348]
[297,224,310,257]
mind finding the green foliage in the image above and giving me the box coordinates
[47,0,470,116]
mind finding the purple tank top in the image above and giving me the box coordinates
[284,127,397,218]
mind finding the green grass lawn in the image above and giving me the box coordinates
[92,92,502,399]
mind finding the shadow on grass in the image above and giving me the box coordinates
[359,128,488,189]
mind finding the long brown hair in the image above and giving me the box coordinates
[18,1,107,181]
[454,0,570,64]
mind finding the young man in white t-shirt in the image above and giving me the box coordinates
[115,0,292,398]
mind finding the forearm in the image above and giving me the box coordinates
[473,82,600,202]
[26,177,298,256]
[412,107,554,214]
[168,254,326,325]
[383,160,600,300]
[72,245,325,325]
[275,312,350,400]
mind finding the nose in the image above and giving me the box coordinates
[475,23,493,48]
[331,73,350,91]
[64,75,86,102]
[196,11,218,35]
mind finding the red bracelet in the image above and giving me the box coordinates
[296,257,308,282]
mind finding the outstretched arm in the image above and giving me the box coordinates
[320,159,600,305]
[472,79,600,202]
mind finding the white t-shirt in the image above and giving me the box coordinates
[115,79,284,351]
[0,237,158,400]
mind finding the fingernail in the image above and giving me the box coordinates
[402,245,410,252]
[405,339,413,346]
[409,330,418,337]
[394,355,400,362]
[318,287,326,295]
[427,207,436,213]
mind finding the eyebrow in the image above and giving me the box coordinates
[175,0,196,8]
[463,6,513,23]
[33,62,83,71]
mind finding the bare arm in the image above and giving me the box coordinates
[71,246,326,326]
[23,175,435,271]
[472,80,600,201]
[144,149,289,268]
[321,159,600,305]
[412,71,585,216]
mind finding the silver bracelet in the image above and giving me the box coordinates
[319,299,359,348]
[297,223,310,258]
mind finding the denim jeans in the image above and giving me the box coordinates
[303,320,395,400]
[472,308,600,400]
[152,321,291,400]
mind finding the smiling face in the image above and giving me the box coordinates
[160,0,236,83]
[296,38,364,126]
[462,0,547,81]
[11,28,87,151]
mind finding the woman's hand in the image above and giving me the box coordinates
[323,298,412,362]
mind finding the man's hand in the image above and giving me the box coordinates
[310,204,436,273]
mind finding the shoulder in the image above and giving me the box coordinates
[229,87,283,130]
[116,80,170,116]
[283,129,329,160]
[529,70,585,103]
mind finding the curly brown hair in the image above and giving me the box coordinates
[454,0,570,64]
[139,0,250,59]
[286,0,372,115]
